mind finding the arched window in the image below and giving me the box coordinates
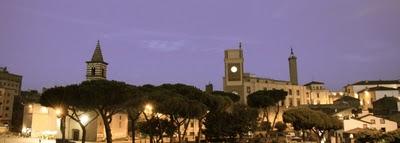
[91,67,96,76]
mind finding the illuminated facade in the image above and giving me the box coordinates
[344,80,400,98]
[223,44,332,107]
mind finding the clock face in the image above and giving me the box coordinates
[227,63,241,81]
[230,66,238,73]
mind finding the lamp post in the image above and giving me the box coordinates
[56,107,66,143]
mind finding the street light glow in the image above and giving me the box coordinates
[81,114,89,125]
[144,104,153,114]
[55,108,62,116]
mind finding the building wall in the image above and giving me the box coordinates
[0,68,22,127]
[22,104,59,138]
[23,103,128,141]
[360,116,397,132]
[360,90,399,110]
[343,115,398,132]
[375,90,399,100]
[343,119,369,131]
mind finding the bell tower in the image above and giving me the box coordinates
[288,48,298,85]
[86,40,108,80]
[223,42,245,103]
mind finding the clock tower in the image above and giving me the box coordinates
[223,43,245,103]
[86,40,108,81]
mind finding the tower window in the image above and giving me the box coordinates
[101,69,105,77]
[91,67,96,76]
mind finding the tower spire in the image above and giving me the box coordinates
[91,40,105,62]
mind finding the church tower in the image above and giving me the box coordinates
[223,42,245,103]
[288,48,298,85]
[86,40,108,80]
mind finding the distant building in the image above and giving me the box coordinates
[344,80,400,98]
[0,67,22,128]
[22,41,128,141]
[343,114,397,133]
[305,81,332,104]
[223,44,331,107]
[357,86,399,110]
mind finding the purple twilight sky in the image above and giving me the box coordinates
[1,1,399,91]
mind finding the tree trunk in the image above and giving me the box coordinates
[197,117,203,143]
[81,125,86,143]
[130,116,136,143]
[61,116,66,143]
[101,113,113,143]
[271,105,280,131]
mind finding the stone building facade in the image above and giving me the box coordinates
[0,67,22,127]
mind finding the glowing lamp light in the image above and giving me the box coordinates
[55,108,62,116]
[144,104,153,114]
[80,115,89,125]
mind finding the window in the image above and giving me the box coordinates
[5,107,9,111]
[190,122,194,127]
[190,132,195,136]
[297,99,300,106]
[380,119,385,124]
[370,119,375,124]
[381,128,386,132]
[296,90,300,96]
[306,92,309,98]
[101,69,105,77]
[91,67,96,76]
[246,86,251,94]
[289,89,292,95]
[289,98,293,107]
[317,93,320,98]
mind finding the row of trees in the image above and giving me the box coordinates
[40,80,249,143]
[283,107,343,142]
[39,79,344,143]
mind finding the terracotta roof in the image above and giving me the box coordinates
[352,80,400,85]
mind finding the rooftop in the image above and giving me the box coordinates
[352,80,400,85]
